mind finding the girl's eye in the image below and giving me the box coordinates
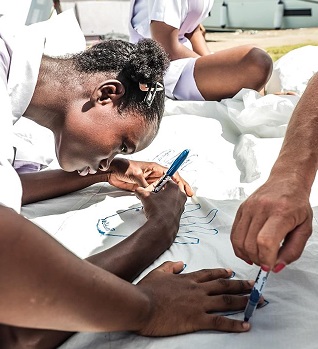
[121,144,128,153]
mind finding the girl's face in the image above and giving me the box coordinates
[55,101,157,175]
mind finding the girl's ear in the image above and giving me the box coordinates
[91,79,125,105]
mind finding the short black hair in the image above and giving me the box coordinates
[72,39,169,129]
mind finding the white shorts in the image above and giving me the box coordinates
[164,57,205,101]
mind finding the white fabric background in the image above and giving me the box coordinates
[266,45,318,96]
[21,85,318,349]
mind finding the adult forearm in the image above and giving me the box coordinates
[0,207,149,332]
[270,73,318,191]
[20,169,108,204]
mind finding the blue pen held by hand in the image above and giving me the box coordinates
[244,267,269,322]
[153,149,189,193]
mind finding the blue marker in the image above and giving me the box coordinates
[153,149,189,193]
[244,268,269,322]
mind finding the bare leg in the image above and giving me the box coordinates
[194,45,273,100]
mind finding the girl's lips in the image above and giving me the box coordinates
[77,166,98,176]
[88,167,97,175]
[77,164,99,176]
[77,167,90,176]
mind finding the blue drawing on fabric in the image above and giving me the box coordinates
[153,150,198,173]
[96,203,218,244]
[96,206,143,238]
[177,203,218,244]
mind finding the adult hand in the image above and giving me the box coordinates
[231,174,313,272]
[106,158,193,196]
[137,261,252,336]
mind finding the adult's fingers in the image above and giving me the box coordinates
[256,217,301,269]
[239,220,262,266]
[273,219,313,272]
[231,206,254,264]
[232,202,299,268]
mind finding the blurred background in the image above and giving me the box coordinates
[1,0,318,61]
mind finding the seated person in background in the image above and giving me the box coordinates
[129,0,273,101]
[0,13,254,349]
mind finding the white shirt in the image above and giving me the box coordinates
[0,10,85,212]
[0,16,42,212]
[130,0,214,49]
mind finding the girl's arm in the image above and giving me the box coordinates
[185,24,211,56]
[150,20,199,60]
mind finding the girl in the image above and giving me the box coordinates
[0,14,253,349]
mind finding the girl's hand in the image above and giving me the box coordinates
[137,261,253,336]
[106,158,193,196]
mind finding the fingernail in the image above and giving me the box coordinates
[261,265,271,272]
[177,263,187,274]
[257,299,269,309]
[273,262,286,273]
[226,271,236,279]
[248,280,255,287]
[242,322,250,330]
